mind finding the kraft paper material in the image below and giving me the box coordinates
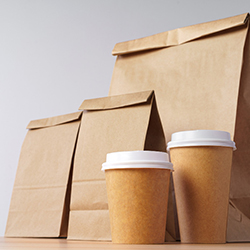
[170,146,233,243]
[67,90,167,241]
[105,168,170,244]
[109,13,250,242]
[5,112,82,237]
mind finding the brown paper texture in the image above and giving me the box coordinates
[5,112,82,237]
[105,168,170,244]
[170,146,233,243]
[109,13,250,242]
[67,90,167,241]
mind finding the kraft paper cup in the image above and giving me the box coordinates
[167,130,236,244]
[102,150,173,244]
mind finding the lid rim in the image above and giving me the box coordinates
[102,162,174,172]
[167,143,236,150]
[167,140,236,150]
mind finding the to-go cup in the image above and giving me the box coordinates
[167,130,236,244]
[102,150,173,244]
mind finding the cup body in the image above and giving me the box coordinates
[102,151,173,244]
[167,130,235,244]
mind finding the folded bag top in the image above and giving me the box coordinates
[112,13,248,55]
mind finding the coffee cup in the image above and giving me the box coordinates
[102,150,173,244]
[167,130,236,243]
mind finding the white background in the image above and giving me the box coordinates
[1,0,250,236]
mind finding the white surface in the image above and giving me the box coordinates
[1,0,250,236]
[167,130,236,150]
[102,150,173,171]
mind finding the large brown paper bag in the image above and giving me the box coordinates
[67,90,172,241]
[109,13,250,242]
[5,111,82,237]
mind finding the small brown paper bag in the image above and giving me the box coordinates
[67,90,169,241]
[109,13,250,242]
[5,112,82,237]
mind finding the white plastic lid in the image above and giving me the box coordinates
[167,130,236,151]
[102,150,173,171]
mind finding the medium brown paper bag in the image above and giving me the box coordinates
[5,112,82,237]
[67,90,170,241]
[109,13,250,242]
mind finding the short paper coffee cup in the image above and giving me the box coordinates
[102,150,173,244]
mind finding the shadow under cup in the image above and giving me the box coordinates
[167,130,236,244]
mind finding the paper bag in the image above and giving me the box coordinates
[109,13,250,242]
[5,112,82,237]
[67,90,168,241]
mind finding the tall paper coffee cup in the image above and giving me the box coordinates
[167,130,236,244]
[102,151,173,244]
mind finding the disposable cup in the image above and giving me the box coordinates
[167,130,236,243]
[102,150,173,244]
